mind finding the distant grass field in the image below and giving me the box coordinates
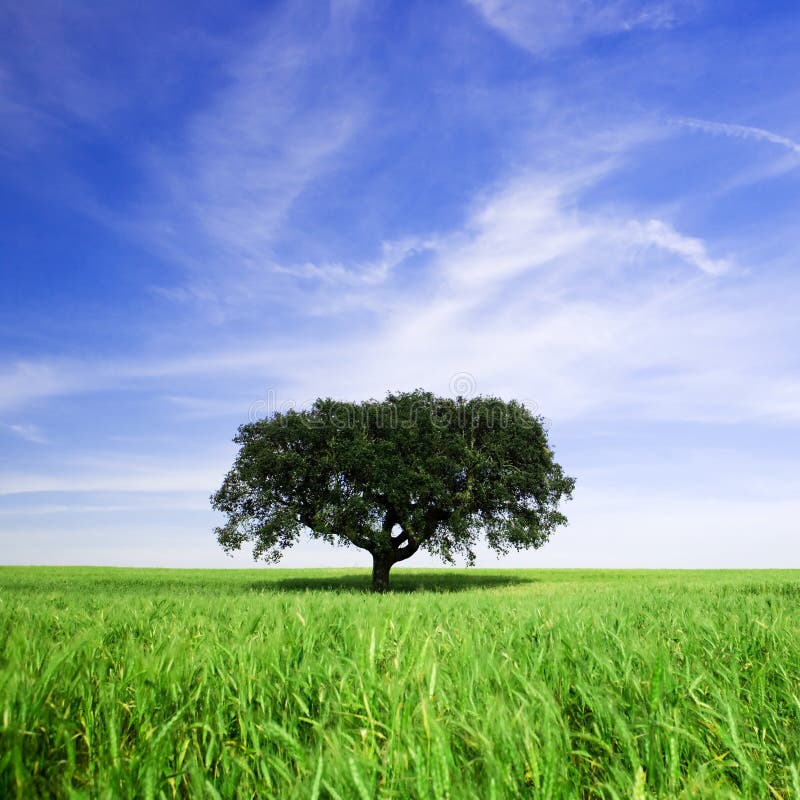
[1,567,799,799]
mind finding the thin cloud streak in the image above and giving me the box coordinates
[0,465,226,496]
[629,219,730,275]
[674,117,800,155]
[467,0,681,55]
[0,500,209,515]
[6,423,49,444]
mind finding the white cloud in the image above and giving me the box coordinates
[438,175,598,290]
[467,0,680,55]
[276,238,430,288]
[674,117,800,156]
[0,149,788,428]
[0,498,209,515]
[0,452,228,496]
[0,362,85,414]
[6,423,49,444]
[629,218,730,275]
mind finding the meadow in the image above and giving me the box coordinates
[1,567,799,799]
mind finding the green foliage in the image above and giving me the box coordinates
[2,567,800,798]
[212,391,574,587]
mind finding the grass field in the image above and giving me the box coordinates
[1,567,799,799]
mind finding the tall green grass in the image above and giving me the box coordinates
[1,567,799,798]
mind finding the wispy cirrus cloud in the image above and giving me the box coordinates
[134,7,368,308]
[0,453,227,496]
[0,496,210,515]
[0,4,112,146]
[6,423,49,445]
[0,1,214,152]
[628,219,730,275]
[674,117,800,155]
[466,0,683,55]
[0,2,369,327]
[0,362,86,414]
[0,135,778,428]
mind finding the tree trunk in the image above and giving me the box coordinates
[371,554,393,593]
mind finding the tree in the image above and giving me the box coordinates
[212,390,575,592]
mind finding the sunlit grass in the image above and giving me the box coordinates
[1,567,799,798]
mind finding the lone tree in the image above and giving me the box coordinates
[212,390,575,592]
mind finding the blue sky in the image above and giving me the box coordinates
[1,0,799,568]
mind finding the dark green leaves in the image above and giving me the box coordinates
[212,390,575,566]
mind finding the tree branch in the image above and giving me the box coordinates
[391,537,419,563]
[382,508,398,535]
[298,509,374,553]
[391,530,409,549]
[344,529,375,552]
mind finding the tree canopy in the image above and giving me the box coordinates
[212,390,575,591]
